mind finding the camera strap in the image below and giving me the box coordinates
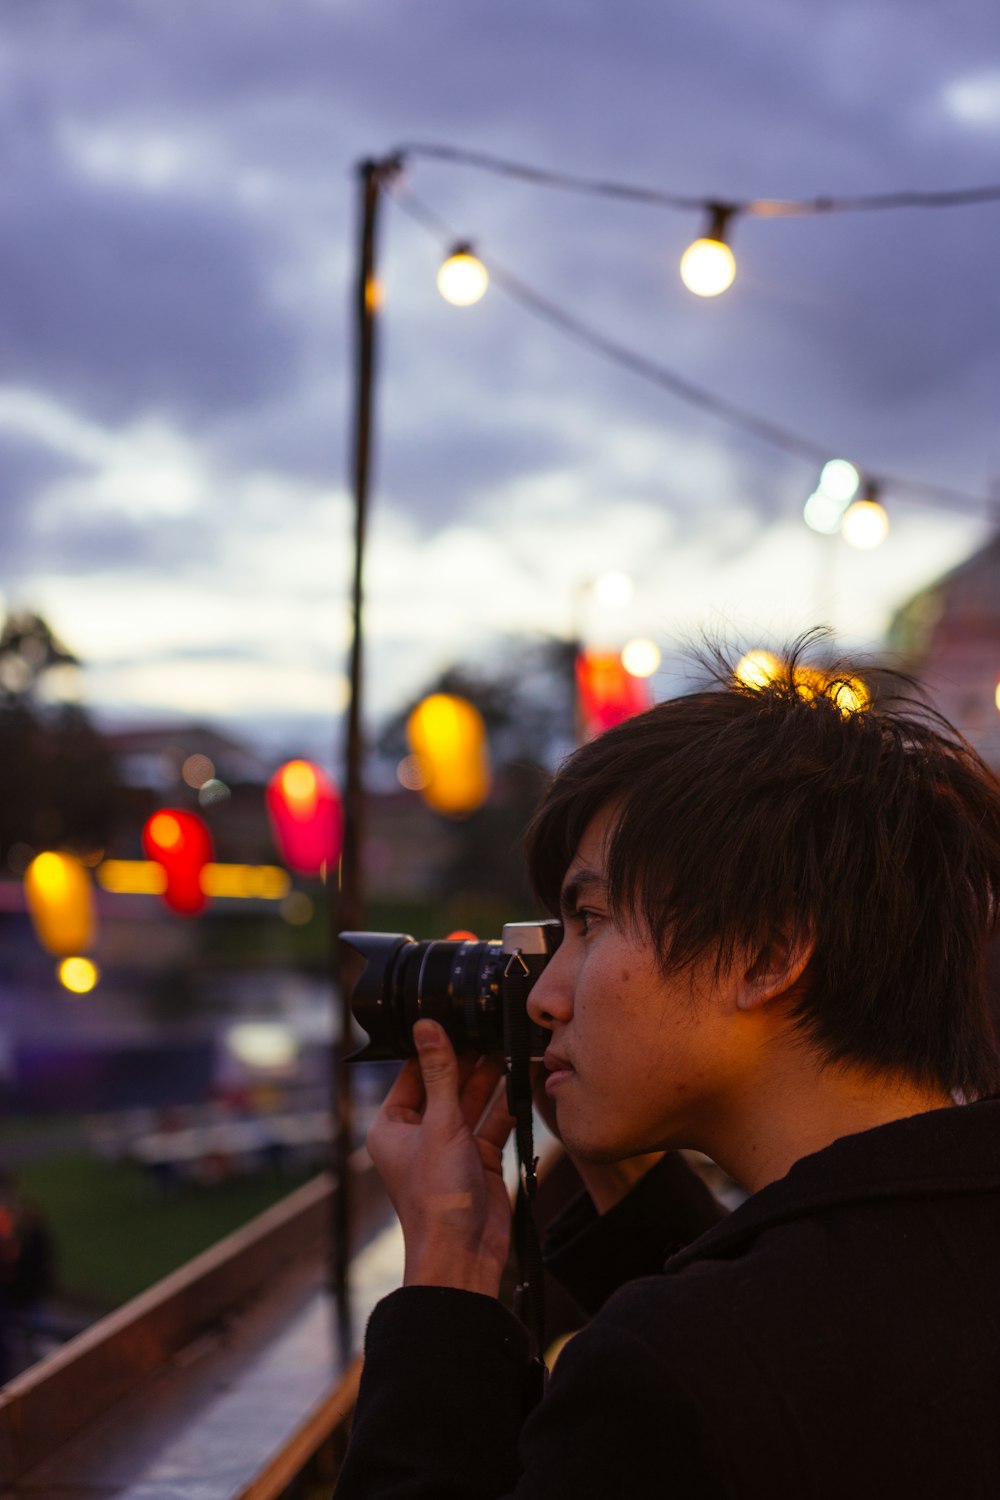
[504,951,547,1373]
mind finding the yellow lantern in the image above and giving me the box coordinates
[24,851,97,956]
[405,693,492,816]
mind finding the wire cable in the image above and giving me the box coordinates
[393,143,1000,220]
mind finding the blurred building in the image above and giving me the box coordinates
[887,529,1000,769]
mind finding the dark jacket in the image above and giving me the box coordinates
[335,1099,1000,1498]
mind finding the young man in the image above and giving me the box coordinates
[335,647,1000,1498]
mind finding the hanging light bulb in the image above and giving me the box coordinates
[819,459,860,503]
[803,490,845,535]
[437,242,489,306]
[679,204,737,297]
[841,481,889,550]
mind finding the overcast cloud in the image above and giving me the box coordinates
[3,0,999,757]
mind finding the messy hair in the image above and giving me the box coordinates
[526,636,1000,1098]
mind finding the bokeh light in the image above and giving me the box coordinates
[226,1022,297,1072]
[437,247,489,306]
[266,760,342,876]
[24,851,97,956]
[198,778,231,807]
[621,638,661,678]
[406,693,491,815]
[58,956,99,995]
[841,498,889,550]
[181,753,215,788]
[396,754,430,791]
[819,459,860,502]
[576,650,651,738]
[143,808,214,914]
[734,650,782,690]
[593,571,633,608]
[828,676,870,716]
[679,237,736,297]
[803,489,846,535]
[280,891,315,926]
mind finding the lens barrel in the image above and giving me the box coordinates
[341,933,505,1060]
[341,921,560,1061]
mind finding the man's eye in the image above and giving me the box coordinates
[576,908,602,935]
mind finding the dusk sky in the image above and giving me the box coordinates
[6,1,1000,761]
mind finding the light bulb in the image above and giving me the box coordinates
[59,956,99,994]
[593,571,633,608]
[437,244,489,306]
[680,204,736,297]
[803,490,846,535]
[841,497,889,550]
[819,459,860,503]
[621,638,661,678]
[734,650,782,690]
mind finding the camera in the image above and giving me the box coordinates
[340,920,562,1062]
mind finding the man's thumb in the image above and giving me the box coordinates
[413,1020,458,1111]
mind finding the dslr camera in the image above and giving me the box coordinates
[341,921,562,1062]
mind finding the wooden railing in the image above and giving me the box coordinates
[0,1164,396,1498]
[0,1141,575,1498]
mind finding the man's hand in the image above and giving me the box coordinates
[367,1019,515,1297]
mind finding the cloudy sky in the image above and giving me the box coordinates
[6,0,1000,760]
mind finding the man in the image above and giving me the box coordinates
[335,645,1000,1498]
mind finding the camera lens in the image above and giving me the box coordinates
[341,933,505,1060]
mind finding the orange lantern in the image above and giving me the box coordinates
[405,694,491,816]
[24,852,97,956]
[266,760,342,876]
[575,649,651,739]
[143,809,214,914]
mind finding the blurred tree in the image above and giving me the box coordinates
[0,611,119,865]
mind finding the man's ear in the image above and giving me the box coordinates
[736,929,815,1012]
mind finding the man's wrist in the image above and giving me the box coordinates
[402,1248,504,1297]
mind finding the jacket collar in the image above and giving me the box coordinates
[667,1097,1000,1272]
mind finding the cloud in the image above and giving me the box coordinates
[941,70,1000,128]
[0,0,996,739]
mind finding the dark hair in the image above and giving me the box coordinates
[526,638,1000,1099]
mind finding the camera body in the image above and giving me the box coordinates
[341,920,562,1062]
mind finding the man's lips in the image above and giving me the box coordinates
[543,1051,574,1091]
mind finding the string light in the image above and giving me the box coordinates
[819,459,860,503]
[621,638,661,678]
[680,205,737,297]
[841,483,890,550]
[437,242,489,305]
[378,161,993,532]
[804,459,861,534]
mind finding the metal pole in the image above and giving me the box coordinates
[329,157,386,1347]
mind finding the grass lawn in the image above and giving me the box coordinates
[14,1153,318,1312]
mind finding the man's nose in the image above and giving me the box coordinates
[527,950,573,1029]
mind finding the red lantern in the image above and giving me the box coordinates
[575,650,651,739]
[143,809,214,914]
[266,760,342,876]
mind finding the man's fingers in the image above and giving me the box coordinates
[380,1058,425,1115]
[413,1019,462,1124]
[476,1076,516,1153]
[459,1055,507,1129]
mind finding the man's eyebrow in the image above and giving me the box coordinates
[559,869,608,913]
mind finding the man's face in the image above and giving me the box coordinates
[527,802,749,1163]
